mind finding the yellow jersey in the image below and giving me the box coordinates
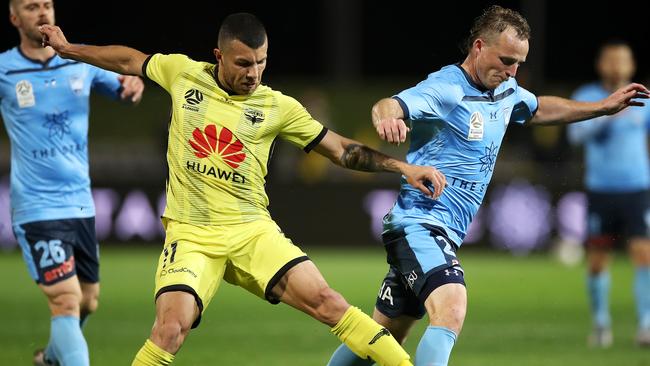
[144,53,326,225]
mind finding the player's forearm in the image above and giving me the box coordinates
[371,98,405,128]
[59,44,146,77]
[529,96,606,126]
[340,143,406,174]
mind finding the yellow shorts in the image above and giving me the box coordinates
[154,218,308,327]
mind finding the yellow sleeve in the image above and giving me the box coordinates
[279,95,327,152]
[142,53,194,92]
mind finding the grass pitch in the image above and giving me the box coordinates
[0,246,648,365]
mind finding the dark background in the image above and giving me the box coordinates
[1,0,648,250]
[2,0,649,86]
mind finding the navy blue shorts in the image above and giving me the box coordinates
[14,218,99,285]
[375,224,465,319]
[587,190,650,247]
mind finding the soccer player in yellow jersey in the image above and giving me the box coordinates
[39,13,447,366]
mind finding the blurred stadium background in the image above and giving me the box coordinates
[1,0,650,364]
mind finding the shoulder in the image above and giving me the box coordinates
[0,47,20,74]
[410,65,465,102]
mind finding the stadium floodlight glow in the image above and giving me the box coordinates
[363,189,399,241]
[555,191,587,243]
[487,179,552,254]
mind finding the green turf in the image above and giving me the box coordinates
[1,246,648,365]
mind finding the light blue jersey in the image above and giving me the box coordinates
[384,64,538,246]
[567,82,650,193]
[0,47,122,225]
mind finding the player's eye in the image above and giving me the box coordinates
[499,57,517,66]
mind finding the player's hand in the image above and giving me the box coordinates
[38,24,70,55]
[375,118,410,145]
[118,75,145,104]
[601,83,650,115]
[402,164,446,199]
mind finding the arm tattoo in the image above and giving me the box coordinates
[340,144,400,173]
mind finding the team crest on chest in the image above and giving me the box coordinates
[68,75,84,96]
[15,80,35,108]
[244,107,265,125]
[468,111,484,141]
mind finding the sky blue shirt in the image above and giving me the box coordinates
[567,82,650,193]
[384,64,538,246]
[0,47,122,225]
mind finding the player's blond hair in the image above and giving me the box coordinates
[464,5,531,53]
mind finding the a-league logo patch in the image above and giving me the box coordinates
[15,80,35,108]
[468,111,484,141]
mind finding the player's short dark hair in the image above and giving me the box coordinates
[597,38,633,59]
[463,5,531,54]
[218,13,267,49]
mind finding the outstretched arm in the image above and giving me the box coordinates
[530,83,649,126]
[39,24,148,77]
[312,130,446,198]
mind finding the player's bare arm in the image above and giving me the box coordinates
[530,83,649,126]
[313,130,446,198]
[39,24,148,77]
[372,98,410,144]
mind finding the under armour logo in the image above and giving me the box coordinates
[406,271,418,289]
[445,269,459,276]
[369,328,391,345]
[489,111,498,120]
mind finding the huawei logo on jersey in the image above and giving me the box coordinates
[189,124,246,168]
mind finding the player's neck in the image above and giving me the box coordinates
[460,59,487,91]
[19,37,55,63]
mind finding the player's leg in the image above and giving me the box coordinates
[132,219,227,365]
[74,217,101,329]
[630,237,650,346]
[79,282,99,328]
[625,190,650,346]
[227,219,412,366]
[419,282,466,366]
[328,267,422,366]
[384,224,465,366]
[14,220,90,366]
[272,260,412,366]
[584,193,616,347]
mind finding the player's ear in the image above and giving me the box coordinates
[214,48,223,64]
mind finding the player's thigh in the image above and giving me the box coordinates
[623,190,650,265]
[224,219,309,304]
[13,219,80,286]
[423,283,467,334]
[154,219,228,329]
[38,275,83,316]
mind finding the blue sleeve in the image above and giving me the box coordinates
[90,65,122,100]
[394,77,456,121]
[509,85,538,125]
[566,87,609,145]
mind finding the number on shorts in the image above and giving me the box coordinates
[34,240,65,268]
[435,235,457,258]
[162,242,178,269]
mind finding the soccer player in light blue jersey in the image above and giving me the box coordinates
[567,40,650,348]
[328,5,649,366]
[1,1,144,365]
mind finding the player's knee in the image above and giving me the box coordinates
[81,292,99,315]
[48,292,82,316]
[313,287,349,325]
[151,318,192,353]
